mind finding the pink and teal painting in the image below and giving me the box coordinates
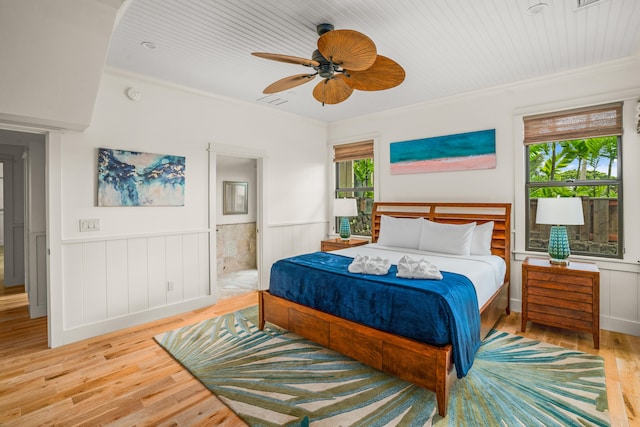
[390,129,496,174]
[98,148,186,206]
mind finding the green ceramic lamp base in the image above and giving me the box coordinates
[339,216,351,241]
[548,225,571,265]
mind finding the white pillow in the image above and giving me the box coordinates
[470,221,494,255]
[418,219,476,255]
[376,215,423,249]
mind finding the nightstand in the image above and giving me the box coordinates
[320,238,369,252]
[521,256,600,348]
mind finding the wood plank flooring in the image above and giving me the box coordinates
[1,290,638,426]
[1,290,253,426]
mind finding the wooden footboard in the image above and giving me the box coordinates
[259,291,456,416]
[258,282,509,417]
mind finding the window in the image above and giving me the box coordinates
[524,102,623,258]
[334,140,374,236]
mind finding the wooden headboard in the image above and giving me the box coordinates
[371,202,512,281]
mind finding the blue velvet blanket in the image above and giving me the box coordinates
[269,252,481,377]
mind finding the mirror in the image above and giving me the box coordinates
[223,181,248,215]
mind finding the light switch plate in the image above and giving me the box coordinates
[79,219,100,232]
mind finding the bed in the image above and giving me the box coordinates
[258,202,511,417]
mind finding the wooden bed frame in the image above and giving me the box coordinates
[259,202,511,417]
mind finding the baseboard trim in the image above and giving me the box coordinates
[57,295,217,347]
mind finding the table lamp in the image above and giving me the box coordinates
[535,197,584,265]
[333,198,358,240]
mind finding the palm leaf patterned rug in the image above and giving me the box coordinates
[155,306,610,426]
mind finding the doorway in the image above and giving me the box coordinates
[209,143,265,300]
[215,155,258,299]
[0,129,47,321]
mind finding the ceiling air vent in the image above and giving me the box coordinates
[577,0,607,9]
[257,94,289,106]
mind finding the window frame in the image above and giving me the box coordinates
[333,140,375,238]
[334,158,375,237]
[524,137,624,259]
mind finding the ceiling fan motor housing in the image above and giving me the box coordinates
[312,49,335,78]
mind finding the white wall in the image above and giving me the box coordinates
[0,0,122,130]
[328,57,640,336]
[51,71,329,345]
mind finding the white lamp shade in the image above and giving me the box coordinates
[333,198,358,217]
[536,197,584,225]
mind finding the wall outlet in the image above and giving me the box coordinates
[167,281,174,291]
[79,218,100,232]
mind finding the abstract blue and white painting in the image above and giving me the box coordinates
[98,148,186,206]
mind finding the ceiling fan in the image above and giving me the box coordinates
[252,23,405,105]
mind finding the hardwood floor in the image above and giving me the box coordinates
[1,291,254,426]
[0,284,24,296]
[1,291,637,426]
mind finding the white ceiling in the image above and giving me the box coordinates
[106,0,640,123]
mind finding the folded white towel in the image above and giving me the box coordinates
[396,255,443,280]
[348,254,391,275]
[364,256,391,275]
[348,254,368,273]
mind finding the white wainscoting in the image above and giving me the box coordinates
[511,257,640,337]
[260,220,329,290]
[61,231,212,342]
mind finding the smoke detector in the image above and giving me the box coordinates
[126,87,142,102]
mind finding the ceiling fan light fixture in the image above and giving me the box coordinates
[318,66,334,79]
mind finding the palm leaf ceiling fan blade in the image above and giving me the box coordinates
[344,55,406,91]
[251,52,319,67]
[262,74,316,94]
[317,29,377,71]
[312,75,354,105]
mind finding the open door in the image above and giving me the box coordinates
[1,156,25,288]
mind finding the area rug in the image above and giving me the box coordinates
[155,307,610,426]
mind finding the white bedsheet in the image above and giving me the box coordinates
[331,243,507,308]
